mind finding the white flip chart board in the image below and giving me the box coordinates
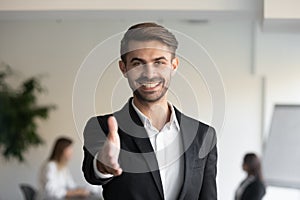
[263,105,300,189]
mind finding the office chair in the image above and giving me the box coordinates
[19,184,37,200]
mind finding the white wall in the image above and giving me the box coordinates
[255,26,300,135]
[254,24,300,200]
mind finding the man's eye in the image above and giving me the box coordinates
[154,61,164,65]
[132,62,142,67]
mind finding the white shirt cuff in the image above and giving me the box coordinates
[93,152,114,179]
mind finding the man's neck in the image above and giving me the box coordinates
[133,96,171,131]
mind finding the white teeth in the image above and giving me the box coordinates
[141,82,160,88]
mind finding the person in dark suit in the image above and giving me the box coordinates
[82,22,217,200]
[235,153,266,200]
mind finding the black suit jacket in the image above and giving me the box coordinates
[235,177,266,200]
[82,98,217,200]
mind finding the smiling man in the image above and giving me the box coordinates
[82,22,218,200]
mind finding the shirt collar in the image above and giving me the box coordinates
[131,99,180,131]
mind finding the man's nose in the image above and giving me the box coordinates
[142,63,155,77]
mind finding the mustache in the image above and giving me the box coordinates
[136,77,164,84]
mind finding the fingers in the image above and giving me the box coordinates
[96,116,122,176]
[104,163,123,176]
[105,116,120,163]
[97,160,123,176]
[107,116,119,143]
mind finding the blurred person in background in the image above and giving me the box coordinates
[235,153,266,200]
[38,137,90,199]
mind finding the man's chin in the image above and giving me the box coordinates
[133,91,166,103]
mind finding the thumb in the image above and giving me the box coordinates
[107,116,119,143]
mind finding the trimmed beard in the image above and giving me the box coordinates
[133,85,168,103]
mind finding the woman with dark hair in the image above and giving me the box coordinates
[38,137,89,199]
[235,153,266,200]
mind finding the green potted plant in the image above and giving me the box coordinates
[0,63,55,162]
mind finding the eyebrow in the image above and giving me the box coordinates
[130,57,146,63]
[154,56,168,61]
[130,56,168,63]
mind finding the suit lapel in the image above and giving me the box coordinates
[132,136,165,200]
[114,98,164,200]
[178,145,195,200]
[175,108,199,200]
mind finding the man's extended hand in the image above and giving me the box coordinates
[96,116,122,176]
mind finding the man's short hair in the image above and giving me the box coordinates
[120,22,178,63]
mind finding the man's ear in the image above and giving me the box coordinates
[171,57,179,76]
[119,60,127,78]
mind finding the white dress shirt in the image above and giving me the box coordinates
[94,100,184,200]
[38,161,76,199]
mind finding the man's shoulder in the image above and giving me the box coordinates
[173,106,213,131]
[177,109,217,158]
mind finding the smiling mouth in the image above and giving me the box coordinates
[138,81,162,90]
[142,82,160,88]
